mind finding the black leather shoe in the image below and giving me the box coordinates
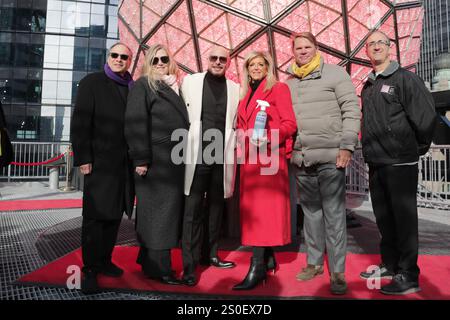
[81,271,101,294]
[209,257,236,269]
[100,263,124,277]
[182,274,198,287]
[149,274,183,285]
[360,263,394,280]
[381,273,421,295]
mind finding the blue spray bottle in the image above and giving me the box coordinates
[252,99,270,141]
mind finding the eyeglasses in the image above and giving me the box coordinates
[367,40,390,48]
[152,56,170,65]
[109,52,130,60]
[209,56,228,64]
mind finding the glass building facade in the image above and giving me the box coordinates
[0,0,119,142]
[418,0,450,86]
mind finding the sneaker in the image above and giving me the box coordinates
[330,272,347,295]
[380,273,421,295]
[100,262,124,277]
[360,264,394,280]
[81,271,101,294]
[296,264,324,281]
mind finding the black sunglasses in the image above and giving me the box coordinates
[110,52,129,60]
[209,55,228,64]
[152,56,170,65]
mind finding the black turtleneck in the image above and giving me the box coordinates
[200,71,227,163]
[246,78,263,109]
[204,71,226,98]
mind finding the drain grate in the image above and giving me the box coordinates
[0,209,235,300]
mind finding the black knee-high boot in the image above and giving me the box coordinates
[233,248,267,290]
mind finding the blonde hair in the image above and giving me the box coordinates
[240,51,277,100]
[142,44,179,92]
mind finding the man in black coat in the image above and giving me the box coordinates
[70,43,135,294]
[0,101,13,169]
[359,31,437,295]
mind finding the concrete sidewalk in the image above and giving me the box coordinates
[0,181,82,201]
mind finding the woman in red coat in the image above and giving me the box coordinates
[233,51,297,290]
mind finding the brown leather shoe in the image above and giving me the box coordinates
[330,272,347,295]
[296,264,324,281]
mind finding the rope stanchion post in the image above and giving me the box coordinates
[61,145,75,192]
[49,166,59,190]
[41,153,66,190]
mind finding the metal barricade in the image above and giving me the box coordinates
[0,142,71,181]
[1,141,449,209]
[418,145,450,209]
[346,145,450,210]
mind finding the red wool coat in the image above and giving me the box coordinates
[236,79,297,246]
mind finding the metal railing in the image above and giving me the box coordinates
[1,142,449,210]
[0,142,71,181]
[346,145,450,210]
[346,148,369,197]
[418,146,450,209]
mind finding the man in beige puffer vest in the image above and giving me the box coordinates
[286,32,361,295]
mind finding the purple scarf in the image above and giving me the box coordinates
[104,63,134,89]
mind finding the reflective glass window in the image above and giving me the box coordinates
[88,48,105,71]
[74,46,88,70]
[0,7,14,30]
[0,42,13,67]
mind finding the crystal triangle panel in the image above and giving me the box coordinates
[317,17,346,53]
[118,19,140,66]
[396,7,422,38]
[350,63,373,97]
[269,0,301,20]
[216,0,265,20]
[119,0,141,38]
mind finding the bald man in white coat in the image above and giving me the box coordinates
[180,46,240,286]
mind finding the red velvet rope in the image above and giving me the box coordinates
[11,153,66,167]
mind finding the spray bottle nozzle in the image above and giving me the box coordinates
[256,99,270,111]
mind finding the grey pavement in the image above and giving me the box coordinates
[0,182,449,300]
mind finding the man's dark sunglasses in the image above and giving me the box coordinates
[152,56,170,65]
[110,52,129,60]
[209,55,228,64]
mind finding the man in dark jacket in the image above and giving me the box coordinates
[70,43,135,294]
[0,101,13,169]
[359,30,437,295]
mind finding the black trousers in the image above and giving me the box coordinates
[136,246,172,278]
[369,164,420,280]
[81,217,122,273]
[182,164,224,276]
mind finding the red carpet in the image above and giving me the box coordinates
[0,199,82,211]
[16,247,450,299]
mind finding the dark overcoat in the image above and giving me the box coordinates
[0,101,13,169]
[70,72,135,220]
[125,76,189,250]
